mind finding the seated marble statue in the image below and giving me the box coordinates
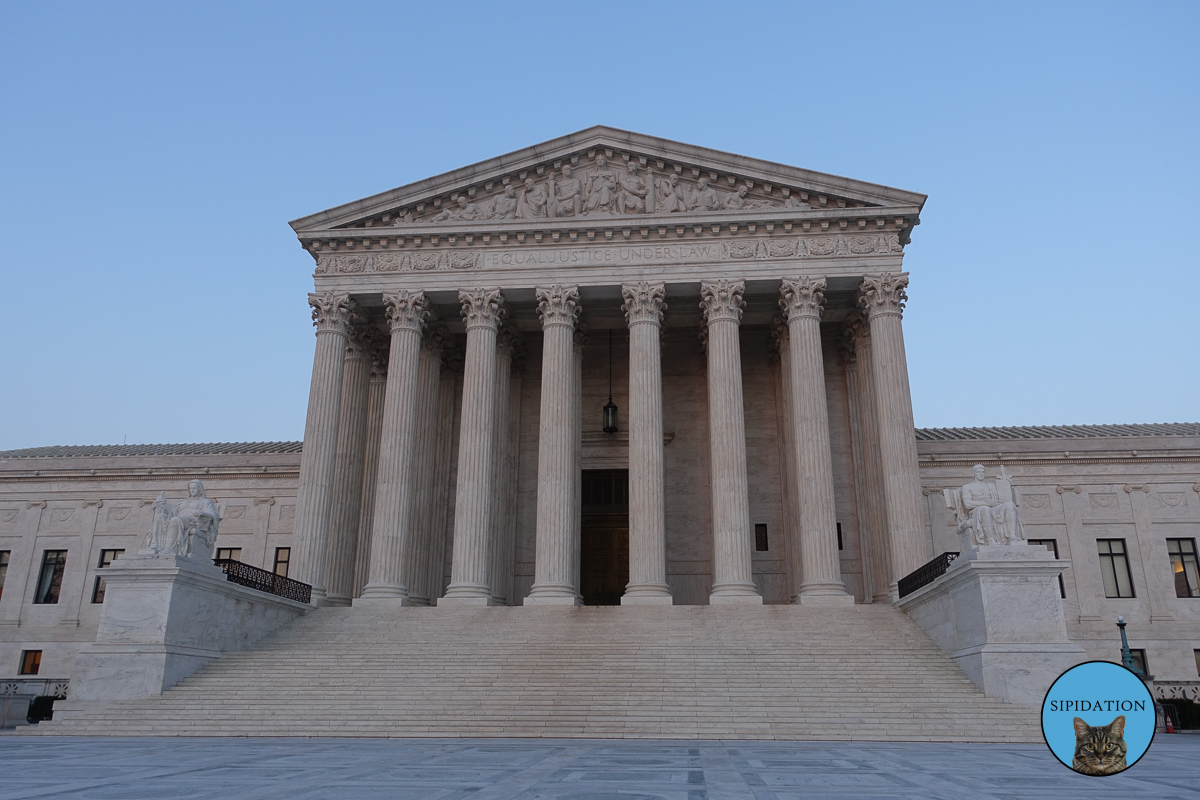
[142,480,222,560]
[946,464,1026,547]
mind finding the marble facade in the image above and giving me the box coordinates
[0,129,1198,709]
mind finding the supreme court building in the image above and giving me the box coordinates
[2,128,1198,737]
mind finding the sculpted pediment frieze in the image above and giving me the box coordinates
[291,127,926,241]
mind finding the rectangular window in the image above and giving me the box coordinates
[34,550,68,605]
[1194,649,1200,677]
[754,524,768,552]
[273,547,290,577]
[1028,539,1066,598]
[1128,648,1148,676]
[1167,538,1200,598]
[20,650,41,675]
[215,548,242,563]
[0,550,9,601]
[836,522,843,551]
[1097,539,1135,598]
[91,549,125,604]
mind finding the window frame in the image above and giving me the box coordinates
[1097,538,1136,599]
[19,649,42,675]
[1167,538,1200,598]
[273,547,290,577]
[0,549,9,602]
[91,548,125,604]
[754,524,768,553]
[1128,648,1148,677]
[215,548,242,563]
[33,550,68,605]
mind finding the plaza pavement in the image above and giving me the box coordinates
[0,736,1197,799]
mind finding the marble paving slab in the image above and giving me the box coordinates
[0,736,1196,799]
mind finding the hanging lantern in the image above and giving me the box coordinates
[603,329,618,434]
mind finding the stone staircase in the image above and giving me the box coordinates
[30,604,1040,741]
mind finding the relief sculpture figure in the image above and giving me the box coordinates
[548,164,583,218]
[655,173,687,213]
[142,480,222,560]
[688,177,722,212]
[583,155,618,215]
[616,162,648,215]
[946,464,1027,547]
[724,185,761,210]
[491,185,518,220]
[516,178,548,219]
[432,197,486,222]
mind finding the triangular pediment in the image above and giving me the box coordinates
[290,127,926,236]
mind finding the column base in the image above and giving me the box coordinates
[524,594,581,606]
[621,592,674,606]
[353,596,421,608]
[307,587,331,608]
[358,583,410,602]
[795,592,855,606]
[324,594,353,607]
[709,581,761,605]
[437,595,497,607]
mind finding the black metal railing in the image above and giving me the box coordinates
[897,551,960,599]
[213,559,312,604]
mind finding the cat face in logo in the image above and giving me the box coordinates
[1071,715,1128,775]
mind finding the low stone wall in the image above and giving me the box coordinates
[68,553,308,702]
[899,545,1086,705]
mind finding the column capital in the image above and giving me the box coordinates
[535,285,581,328]
[344,320,375,360]
[621,282,667,327]
[858,272,910,319]
[459,288,506,331]
[383,290,429,334]
[768,313,787,362]
[420,323,452,359]
[779,277,827,321]
[309,292,356,335]
[497,323,523,358]
[369,342,389,382]
[700,280,745,324]
[838,324,858,371]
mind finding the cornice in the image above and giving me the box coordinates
[0,468,300,485]
[289,126,927,233]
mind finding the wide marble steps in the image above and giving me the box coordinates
[33,604,1041,741]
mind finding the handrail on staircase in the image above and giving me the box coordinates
[213,559,312,604]
[897,551,960,599]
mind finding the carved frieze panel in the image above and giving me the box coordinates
[315,233,903,278]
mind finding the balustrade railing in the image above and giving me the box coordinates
[213,559,312,604]
[897,551,960,599]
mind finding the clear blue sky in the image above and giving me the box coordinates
[1,1,1197,450]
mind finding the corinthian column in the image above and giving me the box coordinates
[441,288,505,605]
[846,317,891,603]
[487,325,520,605]
[771,316,802,602]
[780,277,852,605]
[323,323,373,606]
[353,342,388,598]
[700,280,762,604]
[859,273,927,595]
[526,285,582,605]
[292,292,355,605]
[359,291,428,603]
[403,324,450,606]
[621,282,672,604]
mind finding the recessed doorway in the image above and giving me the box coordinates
[580,469,629,606]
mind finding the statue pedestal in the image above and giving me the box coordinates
[899,545,1085,705]
[67,553,308,703]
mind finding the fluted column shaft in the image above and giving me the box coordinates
[622,283,672,604]
[360,291,428,602]
[352,346,388,598]
[442,289,505,605]
[323,327,373,606]
[404,326,448,605]
[782,278,851,603]
[851,321,892,603]
[527,285,582,605]
[292,292,355,604]
[423,363,461,604]
[487,329,517,604]
[860,273,927,595]
[571,325,584,601]
[772,318,803,601]
[701,280,762,604]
